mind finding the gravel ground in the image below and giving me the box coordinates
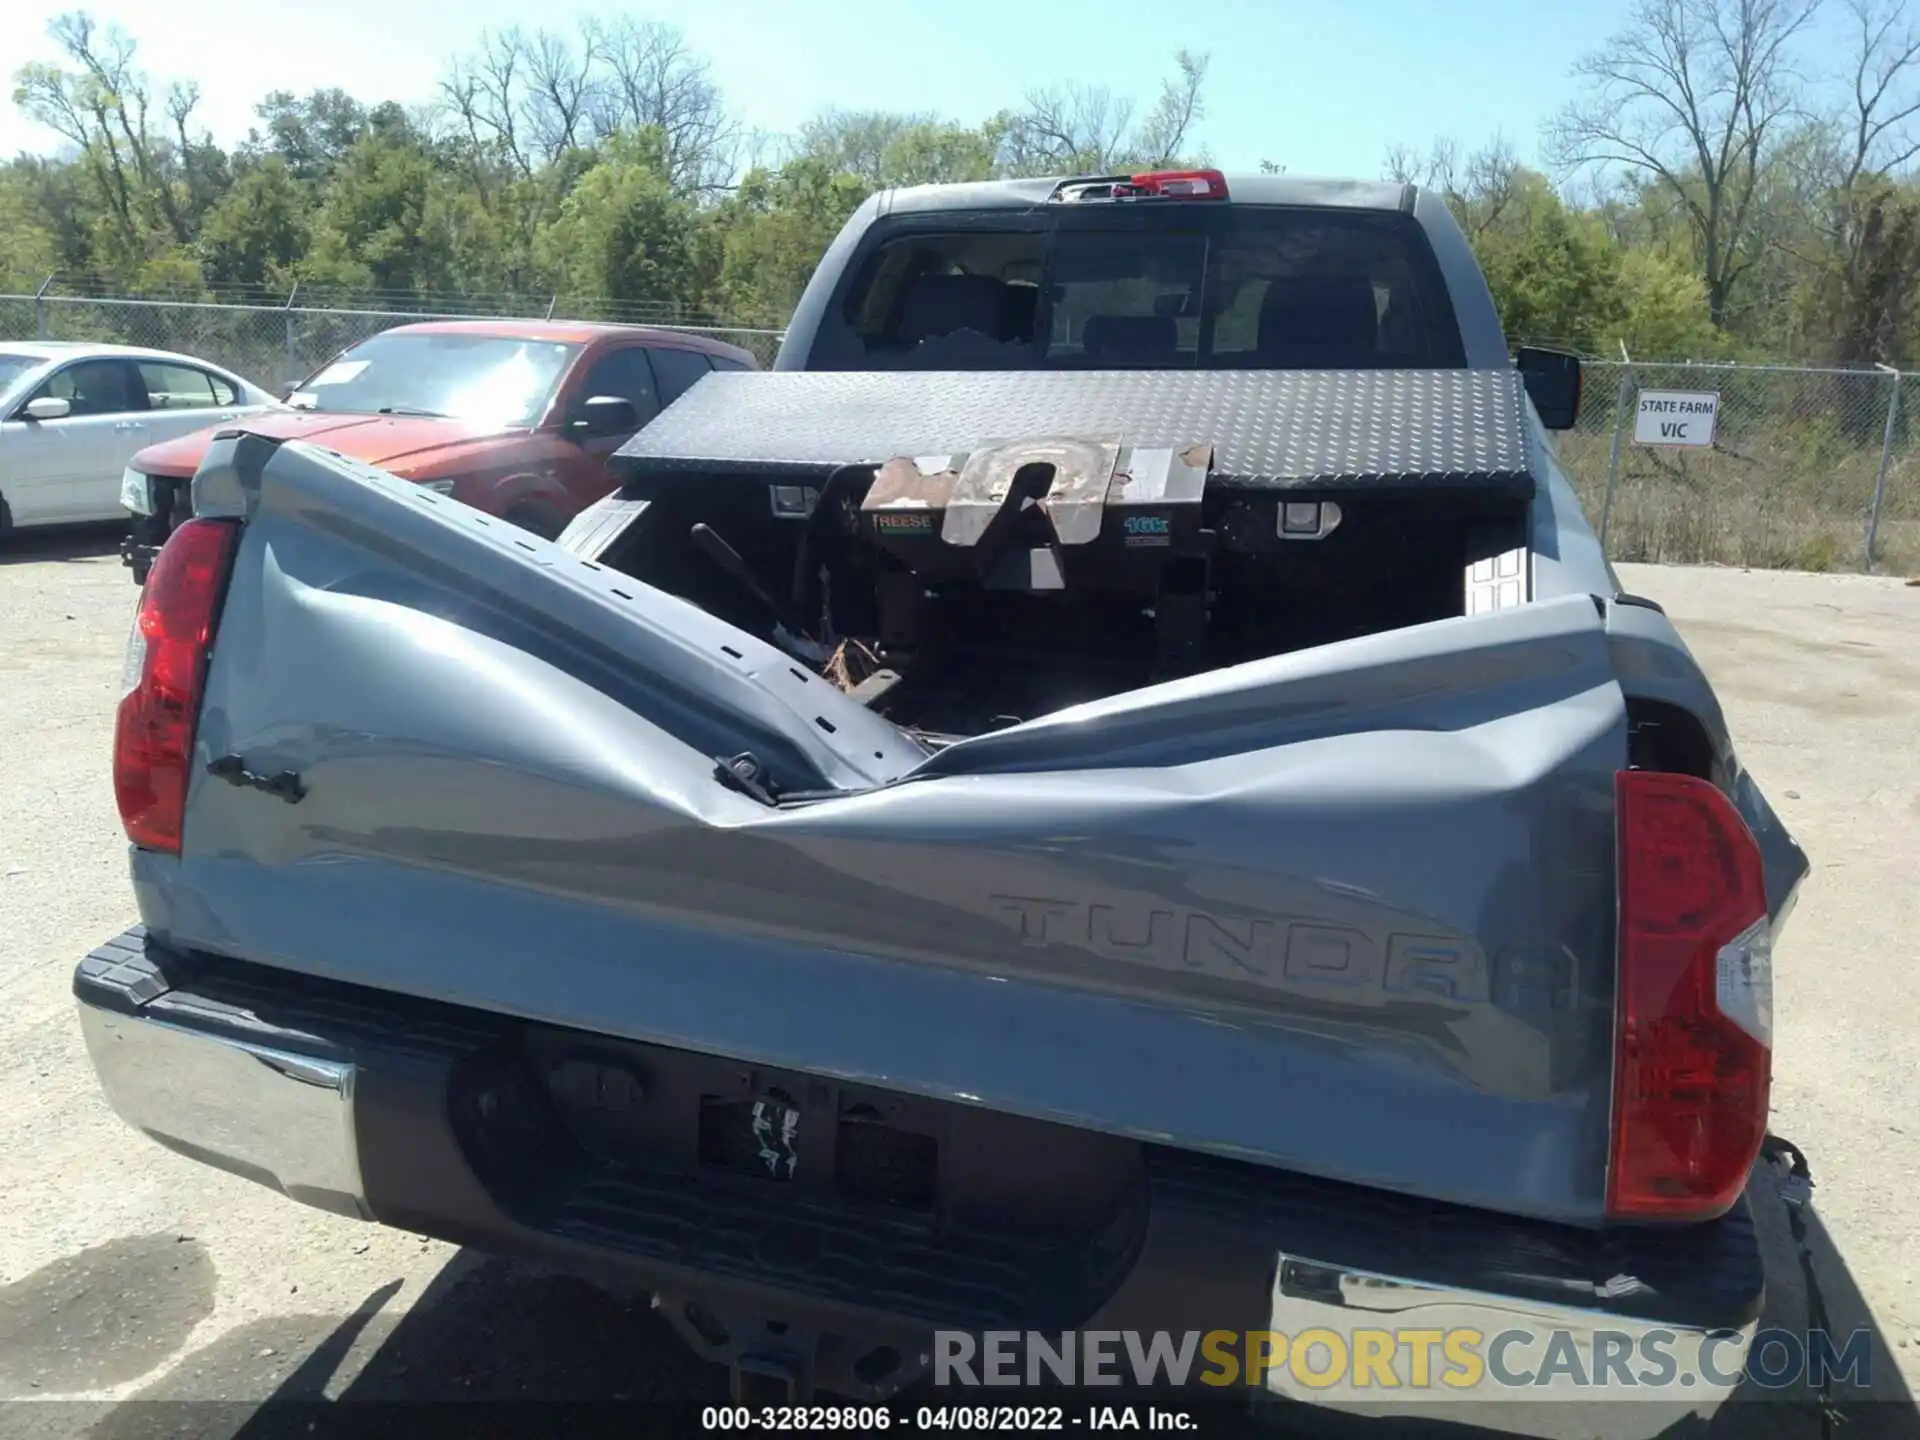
[1,523,1916,1437]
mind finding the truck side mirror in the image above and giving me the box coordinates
[570,395,640,437]
[1515,346,1582,431]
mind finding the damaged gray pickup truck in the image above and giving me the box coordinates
[78,172,1807,1433]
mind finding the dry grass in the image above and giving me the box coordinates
[1553,423,1920,578]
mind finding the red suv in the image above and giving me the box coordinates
[119,319,758,581]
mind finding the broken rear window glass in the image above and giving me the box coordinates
[819,207,1466,372]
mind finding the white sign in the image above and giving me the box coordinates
[1634,389,1720,448]
[307,359,369,386]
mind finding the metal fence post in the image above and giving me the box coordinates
[33,274,55,338]
[282,283,300,386]
[1598,363,1636,554]
[1864,363,1900,573]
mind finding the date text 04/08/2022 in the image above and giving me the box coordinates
[698,1404,1198,1431]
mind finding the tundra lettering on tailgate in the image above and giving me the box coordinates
[985,894,1496,1004]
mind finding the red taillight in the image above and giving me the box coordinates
[114,518,239,854]
[1608,770,1773,1220]
[1128,168,1229,199]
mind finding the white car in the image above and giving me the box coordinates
[0,342,276,535]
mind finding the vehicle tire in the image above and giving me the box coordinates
[505,504,565,541]
[0,494,11,540]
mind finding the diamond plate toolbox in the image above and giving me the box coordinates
[614,369,1536,493]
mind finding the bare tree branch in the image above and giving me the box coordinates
[1840,0,1920,185]
[12,12,198,249]
[1135,49,1209,165]
[794,110,933,188]
[1381,142,1424,186]
[1010,81,1136,173]
[461,28,530,176]
[1548,0,1820,326]
[1783,0,1920,364]
[589,17,740,193]
[1001,50,1212,176]
[1379,135,1520,240]
[436,67,503,199]
[165,79,211,219]
[524,25,599,164]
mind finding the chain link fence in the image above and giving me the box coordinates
[0,289,787,384]
[5,290,1917,575]
[1546,360,1916,576]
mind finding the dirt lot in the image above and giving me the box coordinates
[1,524,1916,1436]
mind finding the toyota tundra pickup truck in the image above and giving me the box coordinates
[76,172,1807,1434]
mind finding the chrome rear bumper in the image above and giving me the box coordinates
[1249,1254,1754,1436]
[78,998,368,1220]
[73,927,1762,1435]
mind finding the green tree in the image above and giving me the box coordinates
[533,129,700,311]
[12,12,207,272]
[1613,247,1722,357]
[198,156,309,290]
[249,89,387,183]
[796,112,1007,190]
[298,129,454,294]
[0,163,64,290]
[706,157,870,324]
[1475,178,1628,351]
[17,5,1907,368]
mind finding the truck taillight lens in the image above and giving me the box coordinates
[1053,168,1232,204]
[1608,770,1772,1219]
[1128,168,1229,199]
[113,519,238,853]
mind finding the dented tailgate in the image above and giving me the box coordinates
[148,437,1635,1224]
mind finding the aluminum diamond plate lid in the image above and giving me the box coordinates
[615,369,1535,492]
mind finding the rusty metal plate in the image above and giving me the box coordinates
[947,438,1120,547]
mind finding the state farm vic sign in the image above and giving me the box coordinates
[1633,389,1720,448]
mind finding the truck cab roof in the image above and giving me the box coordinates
[775,171,1510,374]
[870,173,1417,217]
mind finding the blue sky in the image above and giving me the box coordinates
[3,0,1646,178]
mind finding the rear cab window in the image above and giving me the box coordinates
[808,205,1468,372]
